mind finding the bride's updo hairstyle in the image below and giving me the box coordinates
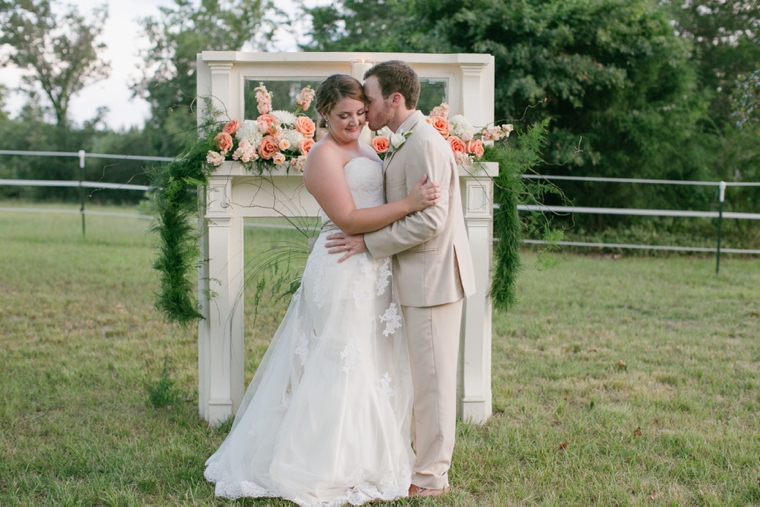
[315,74,366,128]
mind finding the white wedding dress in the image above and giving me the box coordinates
[204,157,415,506]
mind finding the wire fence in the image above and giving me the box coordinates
[2,149,759,270]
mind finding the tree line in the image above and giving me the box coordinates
[0,0,757,242]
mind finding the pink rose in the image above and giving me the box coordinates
[223,119,239,135]
[214,132,233,153]
[272,152,286,165]
[257,114,277,134]
[298,138,315,155]
[466,140,484,158]
[279,139,291,151]
[295,116,316,138]
[430,116,449,137]
[448,136,466,154]
[371,136,390,154]
[258,136,279,160]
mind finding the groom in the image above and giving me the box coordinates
[326,60,476,496]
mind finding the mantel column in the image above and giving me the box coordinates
[201,175,245,426]
[460,64,486,127]
[208,62,234,122]
[459,175,494,424]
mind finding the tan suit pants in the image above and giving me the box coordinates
[402,298,463,489]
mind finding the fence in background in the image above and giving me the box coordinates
[0,149,170,235]
[2,150,760,271]
[519,174,760,272]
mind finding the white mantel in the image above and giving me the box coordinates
[196,52,497,426]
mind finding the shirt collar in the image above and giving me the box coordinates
[395,111,418,134]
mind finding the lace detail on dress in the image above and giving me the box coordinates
[311,260,327,308]
[378,372,394,399]
[294,336,309,365]
[343,157,385,209]
[341,341,361,371]
[375,258,391,295]
[379,303,402,337]
[205,462,275,500]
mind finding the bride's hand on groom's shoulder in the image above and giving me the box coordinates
[326,232,367,263]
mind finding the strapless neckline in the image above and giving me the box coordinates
[344,156,380,170]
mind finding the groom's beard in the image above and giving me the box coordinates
[368,101,393,131]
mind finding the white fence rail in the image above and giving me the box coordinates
[517,204,760,221]
[2,150,759,267]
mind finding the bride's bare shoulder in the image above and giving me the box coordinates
[305,140,343,170]
[303,141,348,189]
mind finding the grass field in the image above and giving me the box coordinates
[1,205,759,506]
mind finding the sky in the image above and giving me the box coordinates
[0,0,322,130]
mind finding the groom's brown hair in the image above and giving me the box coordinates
[364,60,420,110]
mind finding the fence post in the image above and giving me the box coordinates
[716,181,726,274]
[78,150,85,236]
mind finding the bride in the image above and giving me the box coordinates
[204,74,440,505]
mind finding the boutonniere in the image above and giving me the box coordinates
[391,130,412,151]
[371,128,413,160]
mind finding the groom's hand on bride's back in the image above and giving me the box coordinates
[326,232,367,263]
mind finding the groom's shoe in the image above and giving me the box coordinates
[409,484,450,497]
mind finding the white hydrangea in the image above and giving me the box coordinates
[235,120,263,146]
[448,114,474,138]
[281,128,305,147]
[271,110,297,126]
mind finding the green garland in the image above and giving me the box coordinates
[149,120,218,325]
[487,118,554,312]
[151,116,558,324]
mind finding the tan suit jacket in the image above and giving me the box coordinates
[365,111,476,307]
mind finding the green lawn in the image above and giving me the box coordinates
[1,206,759,506]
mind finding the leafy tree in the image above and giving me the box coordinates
[133,0,278,157]
[0,0,110,128]
[666,0,760,125]
[304,0,715,229]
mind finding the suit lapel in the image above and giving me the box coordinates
[381,111,425,175]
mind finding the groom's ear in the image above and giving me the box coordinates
[390,92,406,109]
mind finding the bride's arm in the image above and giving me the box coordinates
[304,148,439,236]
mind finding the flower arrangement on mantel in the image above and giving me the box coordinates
[204,84,317,173]
[370,103,514,166]
[151,82,556,325]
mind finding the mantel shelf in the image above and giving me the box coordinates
[210,160,499,179]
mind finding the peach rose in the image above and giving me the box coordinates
[258,136,279,160]
[295,116,316,138]
[214,132,233,153]
[223,119,239,135]
[279,139,291,151]
[272,152,286,165]
[466,140,484,158]
[257,114,276,134]
[298,138,315,155]
[371,136,390,154]
[448,136,466,154]
[430,116,449,137]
